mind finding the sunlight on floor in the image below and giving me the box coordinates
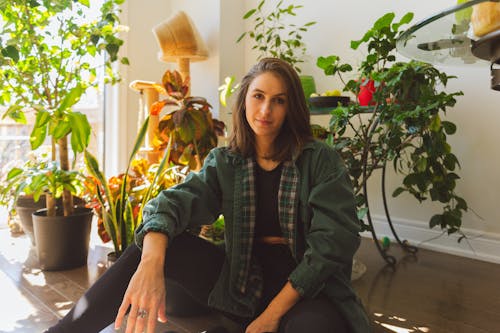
[22,269,47,287]
[374,312,430,332]
[0,230,31,264]
[0,270,38,331]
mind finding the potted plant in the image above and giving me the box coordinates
[315,12,468,237]
[151,70,225,171]
[0,0,127,270]
[0,149,85,245]
[84,117,184,263]
[145,69,226,242]
[29,160,90,270]
[237,0,316,74]
[221,0,317,105]
[83,69,225,263]
[0,150,51,243]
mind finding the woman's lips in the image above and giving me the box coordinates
[256,119,272,126]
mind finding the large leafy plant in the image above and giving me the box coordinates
[151,70,225,170]
[316,12,467,235]
[0,0,127,217]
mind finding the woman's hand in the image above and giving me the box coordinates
[245,281,300,333]
[245,310,280,333]
[115,232,169,333]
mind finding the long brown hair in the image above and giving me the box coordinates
[228,58,312,161]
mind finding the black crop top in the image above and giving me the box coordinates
[254,162,283,238]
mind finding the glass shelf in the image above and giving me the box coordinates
[396,0,500,90]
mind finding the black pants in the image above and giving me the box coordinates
[47,233,349,333]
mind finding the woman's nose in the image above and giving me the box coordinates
[259,99,272,115]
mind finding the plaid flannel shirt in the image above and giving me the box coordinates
[236,157,299,299]
[136,141,370,332]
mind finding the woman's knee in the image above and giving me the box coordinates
[279,298,349,333]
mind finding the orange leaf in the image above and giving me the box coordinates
[150,101,167,116]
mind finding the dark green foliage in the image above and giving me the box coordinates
[317,12,467,235]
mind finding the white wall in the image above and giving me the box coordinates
[122,0,500,261]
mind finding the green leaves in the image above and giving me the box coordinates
[442,121,457,135]
[392,12,414,32]
[1,45,19,62]
[68,112,91,153]
[84,148,120,252]
[30,110,50,149]
[238,0,316,72]
[0,0,128,215]
[58,84,84,113]
[317,56,353,78]
[2,105,26,124]
[218,76,239,107]
[84,116,177,257]
[243,8,257,19]
[0,0,127,135]
[316,12,467,236]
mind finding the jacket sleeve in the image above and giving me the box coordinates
[134,148,222,249]
[289,146,361,298]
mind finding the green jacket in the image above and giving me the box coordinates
[136,140,370,332]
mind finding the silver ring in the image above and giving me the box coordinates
[137,308,148,318]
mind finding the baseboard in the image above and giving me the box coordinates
[360,214,500,264]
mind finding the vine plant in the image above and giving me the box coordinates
[317,12,467,235]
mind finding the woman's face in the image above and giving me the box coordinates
[245,71,288,143]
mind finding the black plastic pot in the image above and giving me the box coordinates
[32,207,93,271]
[16,195,46,246]
[16,195,86,246]
[106,251,118,268]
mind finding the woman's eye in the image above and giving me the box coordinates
[275,97,286,105]
[253,93,263,99]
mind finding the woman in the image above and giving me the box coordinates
[46,58,370,333]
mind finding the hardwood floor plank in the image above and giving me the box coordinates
[353,238,500,333]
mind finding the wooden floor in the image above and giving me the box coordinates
[1,220,499,333]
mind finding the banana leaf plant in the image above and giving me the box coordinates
[84,117,184,257]
[151,70,225,170]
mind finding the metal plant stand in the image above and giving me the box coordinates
[362,163,418,266]
[372,0,500,264]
